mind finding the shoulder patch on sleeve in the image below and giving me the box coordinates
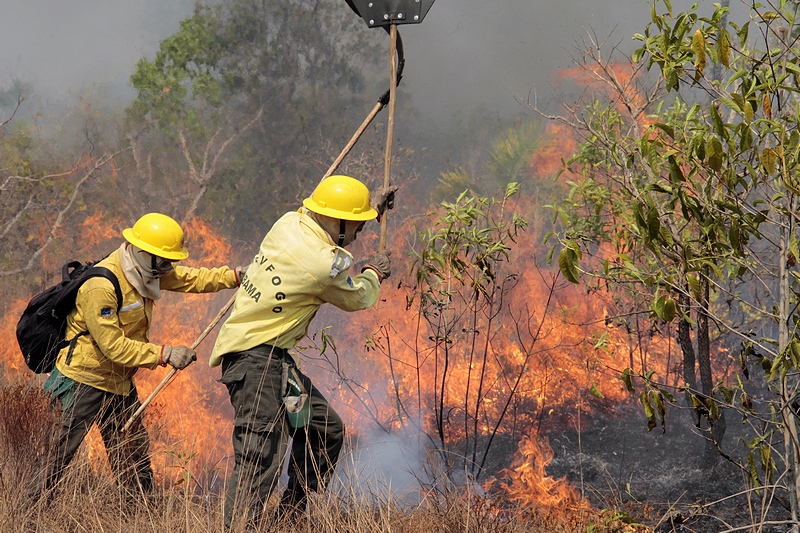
[100,307,114,319]
[330,249,353,278]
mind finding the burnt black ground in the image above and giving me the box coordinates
[545,402,794,532]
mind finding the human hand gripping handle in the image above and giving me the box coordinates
[371,185,398,222]
[234,265,248,285]
[122,295,235,433]
[161,345,197,370]
[362,250,391,282]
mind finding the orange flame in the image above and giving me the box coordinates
[531,122,578,178]
[557,61,654,125]
[0,214,239,486]
[0,64,737,508]
[495,434,588,511]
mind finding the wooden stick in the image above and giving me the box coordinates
[323,99,386,180]
[379,23,398,253]
[121,293,236,432]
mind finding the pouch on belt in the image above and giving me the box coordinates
[282,362,311,428]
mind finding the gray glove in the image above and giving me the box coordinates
[162,345,197,370]
[362,251,391,282]
[235,265,249,284]
[371,185,398,220]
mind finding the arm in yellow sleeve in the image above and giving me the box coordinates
[319,269,381,312]
[77,282,162,369]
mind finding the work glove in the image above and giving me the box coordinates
[234,265,249,285]
[371,185,398,221]
[362,251,391,282]
[161,345,197,370]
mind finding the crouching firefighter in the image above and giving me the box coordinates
[40,213,245,498]
[210,175,396,528]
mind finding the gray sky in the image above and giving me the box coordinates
[0,1,746,122]
[1,0,194,101]
[401,0,651,117]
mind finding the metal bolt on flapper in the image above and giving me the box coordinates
[398,12,403,18]
[414,15,419,20]
[383,13,389,19]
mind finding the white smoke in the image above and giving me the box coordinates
[330,429,427,506]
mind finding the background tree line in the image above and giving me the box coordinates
[1,0,395,283]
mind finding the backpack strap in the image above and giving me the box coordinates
[64,267,123,367]
[61,261,84,282]
[64,331,90,366]
[86,267,123,313]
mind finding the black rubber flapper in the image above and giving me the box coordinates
[344,0,408,89]
[345,0,435,28]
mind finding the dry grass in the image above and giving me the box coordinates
[0,383,653,532]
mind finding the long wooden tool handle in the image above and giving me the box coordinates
[324,28,402,181]
[323,100,385,180]
[121,293,236,432]
[121,367,177,434]
[379,23,398,253]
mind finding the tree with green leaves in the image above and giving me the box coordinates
[409,185,533,480]
[127,0,385,229]
[545,0,800,525]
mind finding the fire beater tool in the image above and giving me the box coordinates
[323,9,406,179]
[342,0,436,251]
[123,0,436,428]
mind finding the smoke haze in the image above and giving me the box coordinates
[0,0,194,103]
[1,0,742,122]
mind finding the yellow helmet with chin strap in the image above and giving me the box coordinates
[302,175,378,221]
[122,213,189,261]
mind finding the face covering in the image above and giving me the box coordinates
[119,243,173,300]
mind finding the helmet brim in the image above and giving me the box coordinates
[302,198,378,221]
[122,228,190,260]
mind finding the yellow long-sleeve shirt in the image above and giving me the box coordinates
[56,248,238,395]
[209,210,381,367]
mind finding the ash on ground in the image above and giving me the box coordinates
[545,402,794,532]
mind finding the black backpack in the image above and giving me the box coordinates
[16,260,122,374]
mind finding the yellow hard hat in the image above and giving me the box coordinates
[122,213,189,261]
[302,175,378,221]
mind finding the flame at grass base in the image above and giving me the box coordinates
[493,434,589,512]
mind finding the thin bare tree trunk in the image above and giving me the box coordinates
[698,270,725,465]
[780,198,800,526]
[678,290,698,421]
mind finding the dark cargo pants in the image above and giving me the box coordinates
[45,374,154,495]
[221,346,344,528]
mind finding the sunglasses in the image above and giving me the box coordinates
[139,250,176,277]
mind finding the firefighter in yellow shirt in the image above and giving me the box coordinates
[211,175,395,528]
[42,213,244,496]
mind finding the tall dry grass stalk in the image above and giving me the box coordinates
[0,382,59,532]
[0,383,652,532]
